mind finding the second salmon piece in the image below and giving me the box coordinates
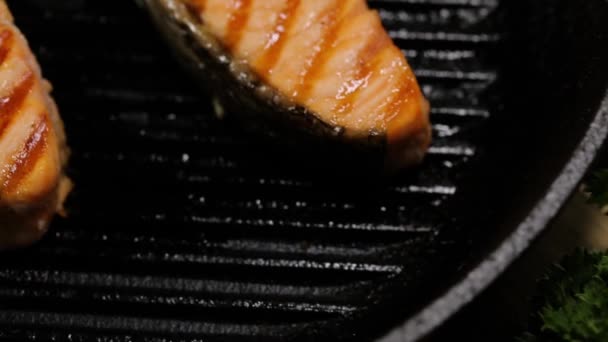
[141,0,431,172]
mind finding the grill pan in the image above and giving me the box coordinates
[1,0,607,341]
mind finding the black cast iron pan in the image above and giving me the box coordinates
[0,0,606,341]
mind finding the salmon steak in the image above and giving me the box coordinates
[140,0,431,172]
[0,0,71,248]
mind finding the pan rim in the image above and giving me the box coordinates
[378,89,608,342]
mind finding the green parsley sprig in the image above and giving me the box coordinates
[587,170,608,210]
[520,250,608,342]
[520,168,608,341]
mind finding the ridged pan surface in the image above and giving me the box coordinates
[0,0,607,341]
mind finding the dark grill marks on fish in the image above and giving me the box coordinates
[191,0,206,12]
[255,0,301,79]
[0,72,35,140]
[2,117,49,194]
[295,2,351,101]
[141,0,432,172]
[0,0,71,249]
[0,29,12,65]
[224,0,253,51]
[333,31,390,118]
[184,1,206,23]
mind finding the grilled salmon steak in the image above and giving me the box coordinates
[0,0,71,248]
[141,0,431,172]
